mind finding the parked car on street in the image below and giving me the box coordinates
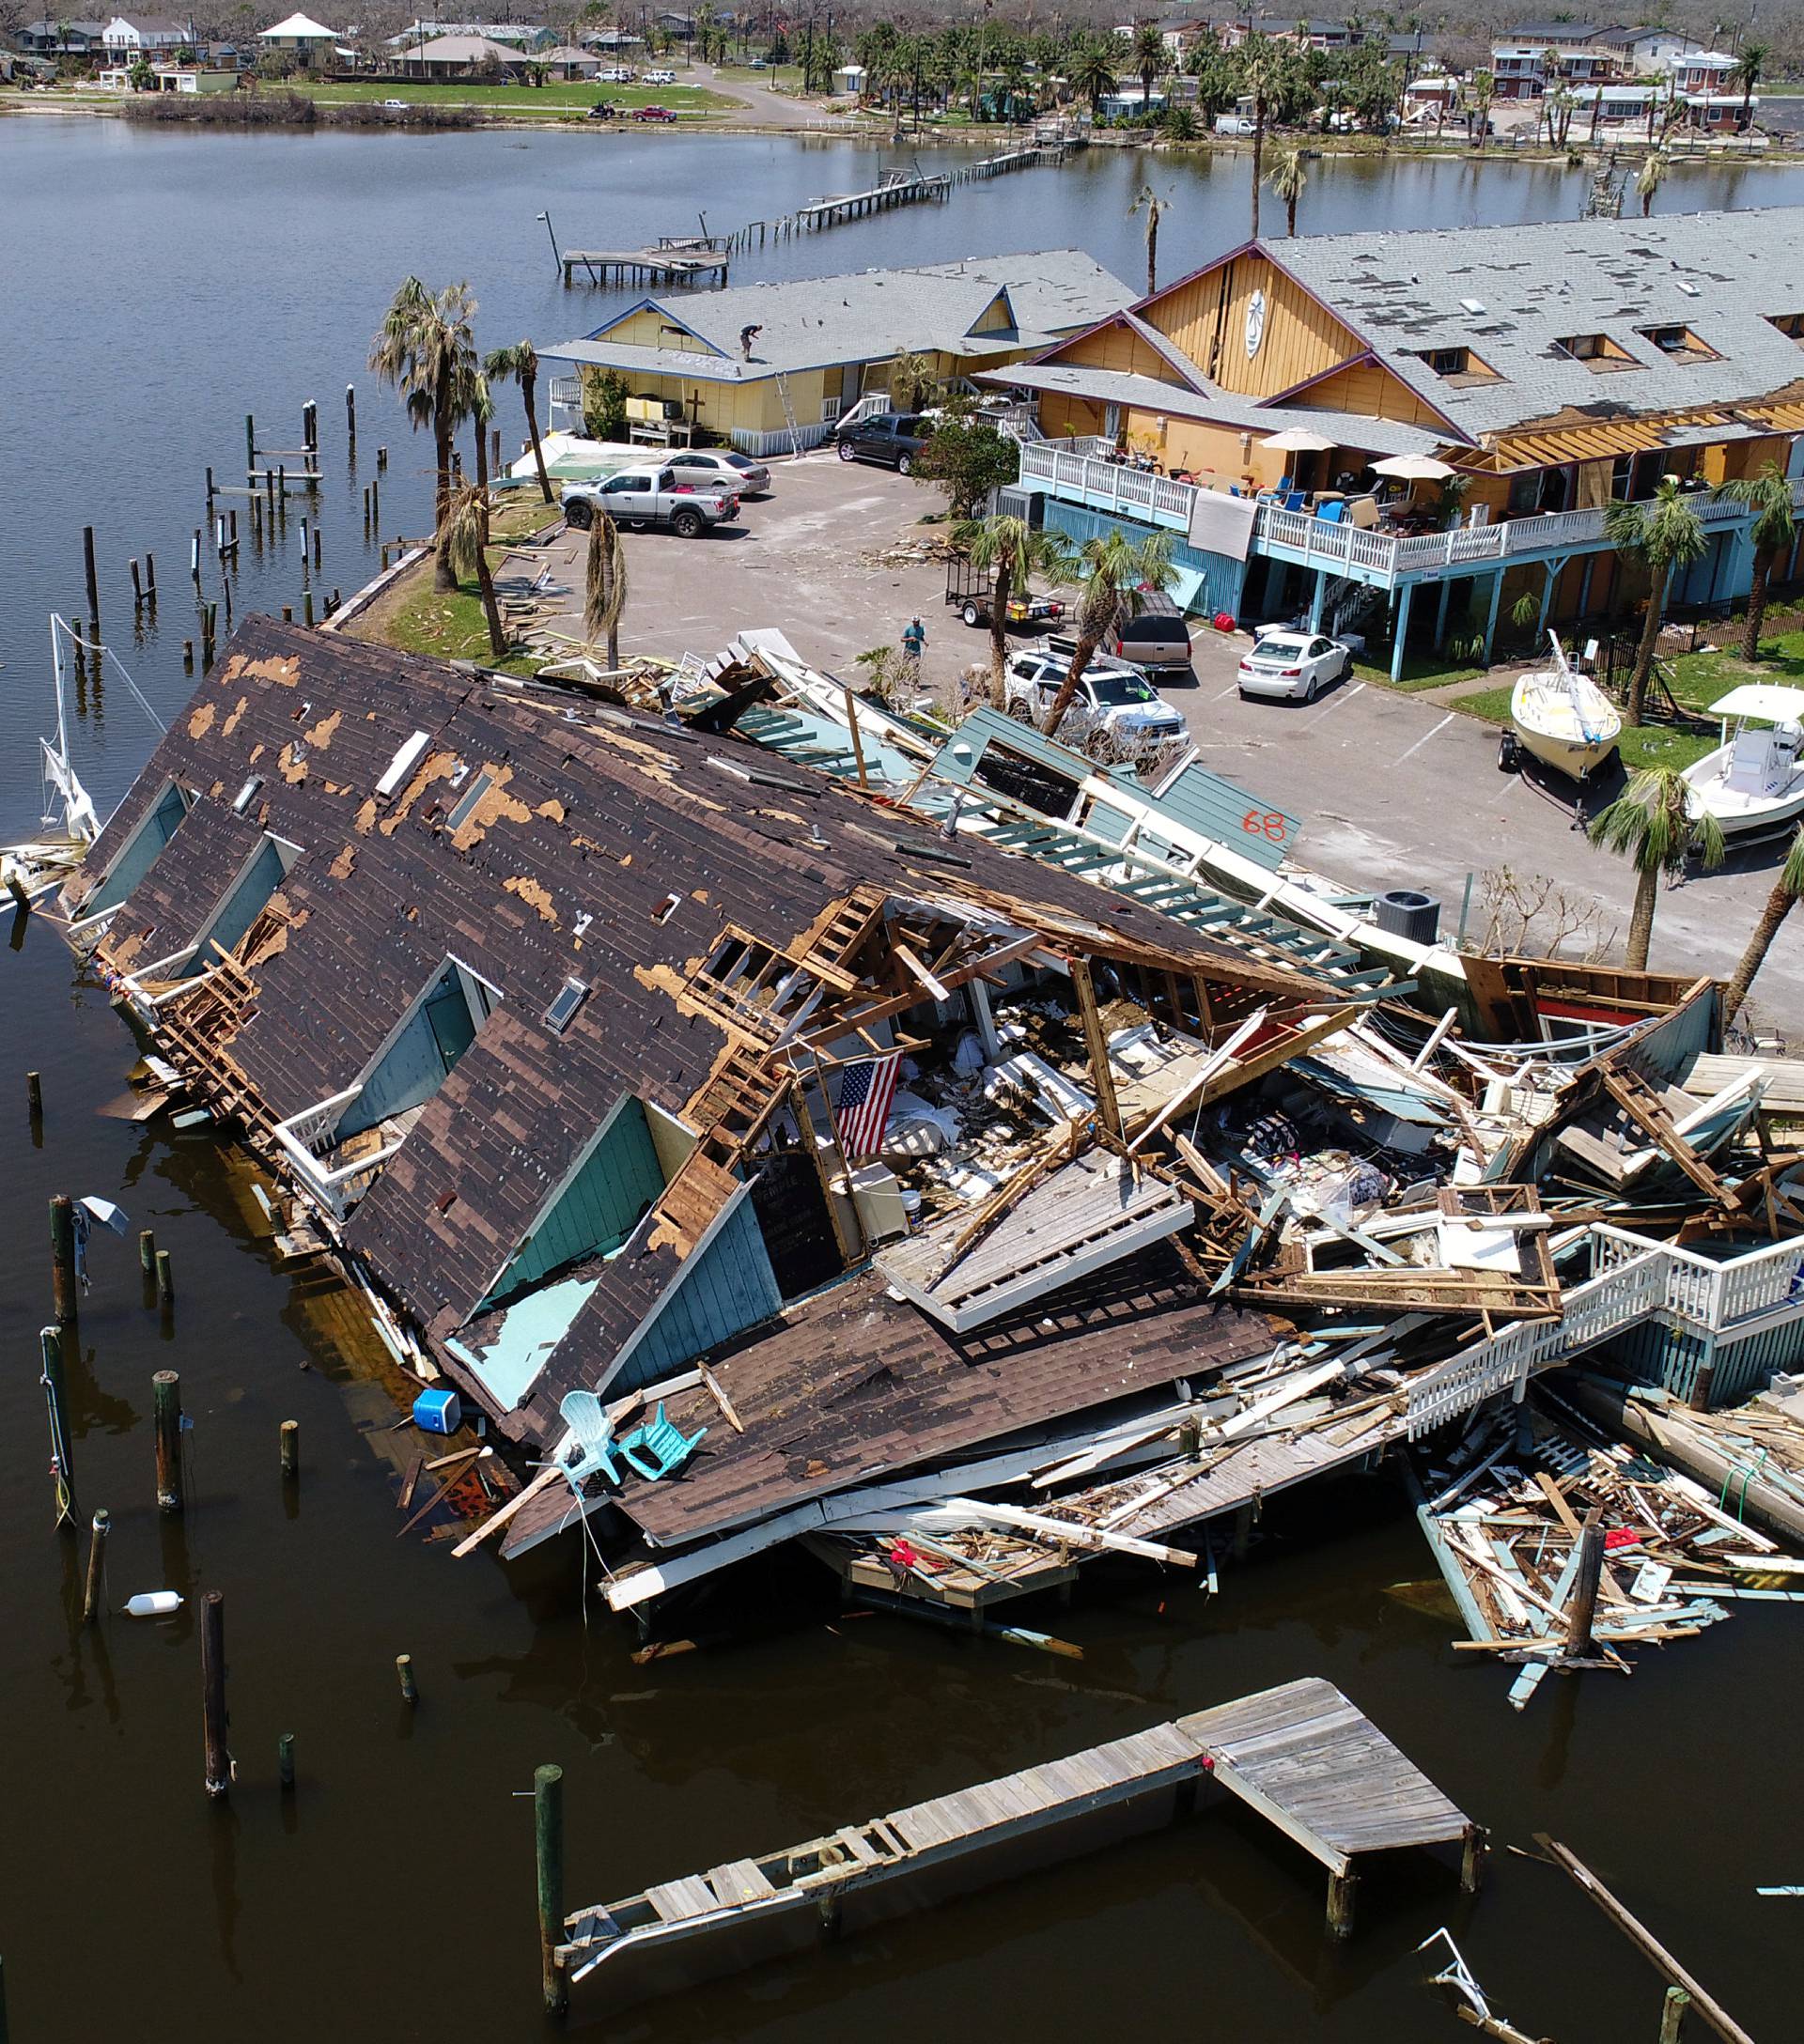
[1003,648,1188,755]
[1043,607,1192,677]
[562,466,739,537]
[635,103,677,121]
[641,66,676,84]
[835,410,934,474]
[596,64,635,80]
[1236,629,1353,702]
[1215,113,1255,134]
[664,448,772,497]
[381,97,410,108]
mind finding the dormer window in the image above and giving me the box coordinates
[1552,333,1641,373]
[1637,323,1718,364]
[1767,313,1804,342]
[1414,345,1503,386]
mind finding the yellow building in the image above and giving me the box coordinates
[987,209,1804,673]
[538,252,1136,459]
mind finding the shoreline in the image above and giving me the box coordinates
[5,90,1800,163]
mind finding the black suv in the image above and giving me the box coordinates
[835,410,933,474]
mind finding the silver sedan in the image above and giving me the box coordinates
[664,449,772,498]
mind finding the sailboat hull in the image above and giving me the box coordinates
[1509,667,1622,782]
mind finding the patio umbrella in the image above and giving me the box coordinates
[1371,453,1456,480]
[1259,426,1337,452]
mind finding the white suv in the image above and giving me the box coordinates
[641,66,676,84]
[1003,649,1187,755]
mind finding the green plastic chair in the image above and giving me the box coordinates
[617,1402,707,1481]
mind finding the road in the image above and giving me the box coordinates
[531,450,1803,1032]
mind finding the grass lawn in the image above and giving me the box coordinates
[306,79,731,116]
[1354,650,1486,692]
[1451,680,1716,773]
[355,492,556,674]
[711,62,805,89]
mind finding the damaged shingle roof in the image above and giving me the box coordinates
[77,617,1328,1447]
[1273,208,1804,438]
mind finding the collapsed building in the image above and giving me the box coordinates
[58,617,1804,1635]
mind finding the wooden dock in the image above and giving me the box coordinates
[562,238,729,287]
[794,169,950,229]
[558,1678,1479,2008]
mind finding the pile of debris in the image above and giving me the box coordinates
[1412,1399,1779,1708]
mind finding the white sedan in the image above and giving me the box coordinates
[1237,629,1352,702]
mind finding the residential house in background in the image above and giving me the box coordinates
[12,18,105,56]
[100,54,235,87]
[540,252,1136,457]
[395,31,529,77]
[985,209,1804,673]
[101,14,196,63]
[384,19,556,53]
[257,11,341,67]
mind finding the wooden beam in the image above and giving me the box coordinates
[1068,957,1122,1139]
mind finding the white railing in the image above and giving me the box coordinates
[1020,440,1784,588]
[1406,1226,1804,1437]
[275,1083,363,1157]
[271,1083,413,1224]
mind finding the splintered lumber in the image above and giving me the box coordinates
[453,1463,564,1557]
[1534,1835,1755,2044]
[940,1496,1197,1567]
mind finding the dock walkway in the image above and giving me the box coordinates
[560,1678,1476,2005]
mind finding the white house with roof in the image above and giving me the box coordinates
[101,15,196,61]
[258,11,339,65]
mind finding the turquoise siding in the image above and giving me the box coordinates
[490,1098,665,1306]
[1627,985,1720,1084]
[1147,759,1301,873]
[1607,1314,1804,1407]
[931,705,1142,798]
[1040,500,1249,622]
[90,782,187,914]
[189,836,284,973]
[611,1192,783,1395]
[342,966,480,1137]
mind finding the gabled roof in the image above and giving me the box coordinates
[405,31,521,60]
[77,617,1321,1448]
[260,9,335,34]
[1269,208,1804,439]
[542,253,1134,384]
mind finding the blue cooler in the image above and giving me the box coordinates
[412,1388,462,1435]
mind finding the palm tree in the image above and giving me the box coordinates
[1268,144,1307,235]
[1720,461,1798,663]
[1241,36,1285,236]
[1468,66,1494,150]
[469,371,493,491]
[1604,478,1708,726]
[1129,181,1168,296]
[583,511,629,670]
[957,514,1074,706]
[440,481,507,660]
[1589,766,1725,972]
[1637,147,1669,217]
[1733,39,1766,131]
[369,277,480,594]
[485,339,552,504]
[1039,528,1178,736]
[1723,826,1804,1023]
[1131,22,1165,106]
[1067,35,1118,116]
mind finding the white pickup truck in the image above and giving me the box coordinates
[562,465,740,538]
[1002,647,1188,756]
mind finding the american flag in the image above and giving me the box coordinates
[834,1051,902,1162]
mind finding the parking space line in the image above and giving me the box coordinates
[1213,680,1243,700]
[1305,680,1364,724]
[1393,711,1456,765]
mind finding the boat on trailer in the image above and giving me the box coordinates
[1682,684,1804,842]
[1509,633,1622,781]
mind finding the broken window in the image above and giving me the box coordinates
[83,780,194,917]
[1551,333,1641,373]
[1635,323,1718,364]
[1411,345,1503,385]
[338,956,500,1138]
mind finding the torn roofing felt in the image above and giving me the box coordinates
[72,616,1335,1447]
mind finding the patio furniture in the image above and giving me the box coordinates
[617,1401,708,1481]
[552,1389,625,1491]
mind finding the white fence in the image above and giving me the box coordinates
[272,1083,405,1226]
[1404,1224,1804,1438]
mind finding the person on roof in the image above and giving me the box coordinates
[739,323,763,360]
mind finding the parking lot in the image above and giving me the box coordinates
[537,448,1802,1028]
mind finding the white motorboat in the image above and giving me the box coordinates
[1509,633,1622,780]
[1682,684,1804,841]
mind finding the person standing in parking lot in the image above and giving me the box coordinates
[901,615,926,663]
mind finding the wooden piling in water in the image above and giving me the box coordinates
[312,522,321,572]
[303,589,315,627]
[50,1195,78,1331]
[138,1229,156,1283]
[345,382,356,447]
[536,1764,567,2013]
[83,525,99,617]
[153,1370,183,1513]
[81,1509,109,1624]
[200,1590,230,1800]
[145,550,156,603]
[245,412,257,472]
[396,1652,418,1704]
[377,445,387,471]
[1326,1867,1359,1938]
[155,1247,174,1307]
[303,400,318,454]
[191,529,201,583]
[280,1419,299,1479]
[1564,1507,1606,1657]
[130,558,142,606]
[1659,1987,1692,2043]
[205,466,215,503]
[26,1072,42,1119]
[278,1731,296,1791]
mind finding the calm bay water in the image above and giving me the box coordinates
[0,117,1799,2044]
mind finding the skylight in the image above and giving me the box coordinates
[444,769,495,833]
[543,978,589,1035]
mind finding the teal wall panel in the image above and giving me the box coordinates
[612,1193,783,1394]
[491,1098,666,1305]
[91,782,187,914]
[1040,500,1249,622]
